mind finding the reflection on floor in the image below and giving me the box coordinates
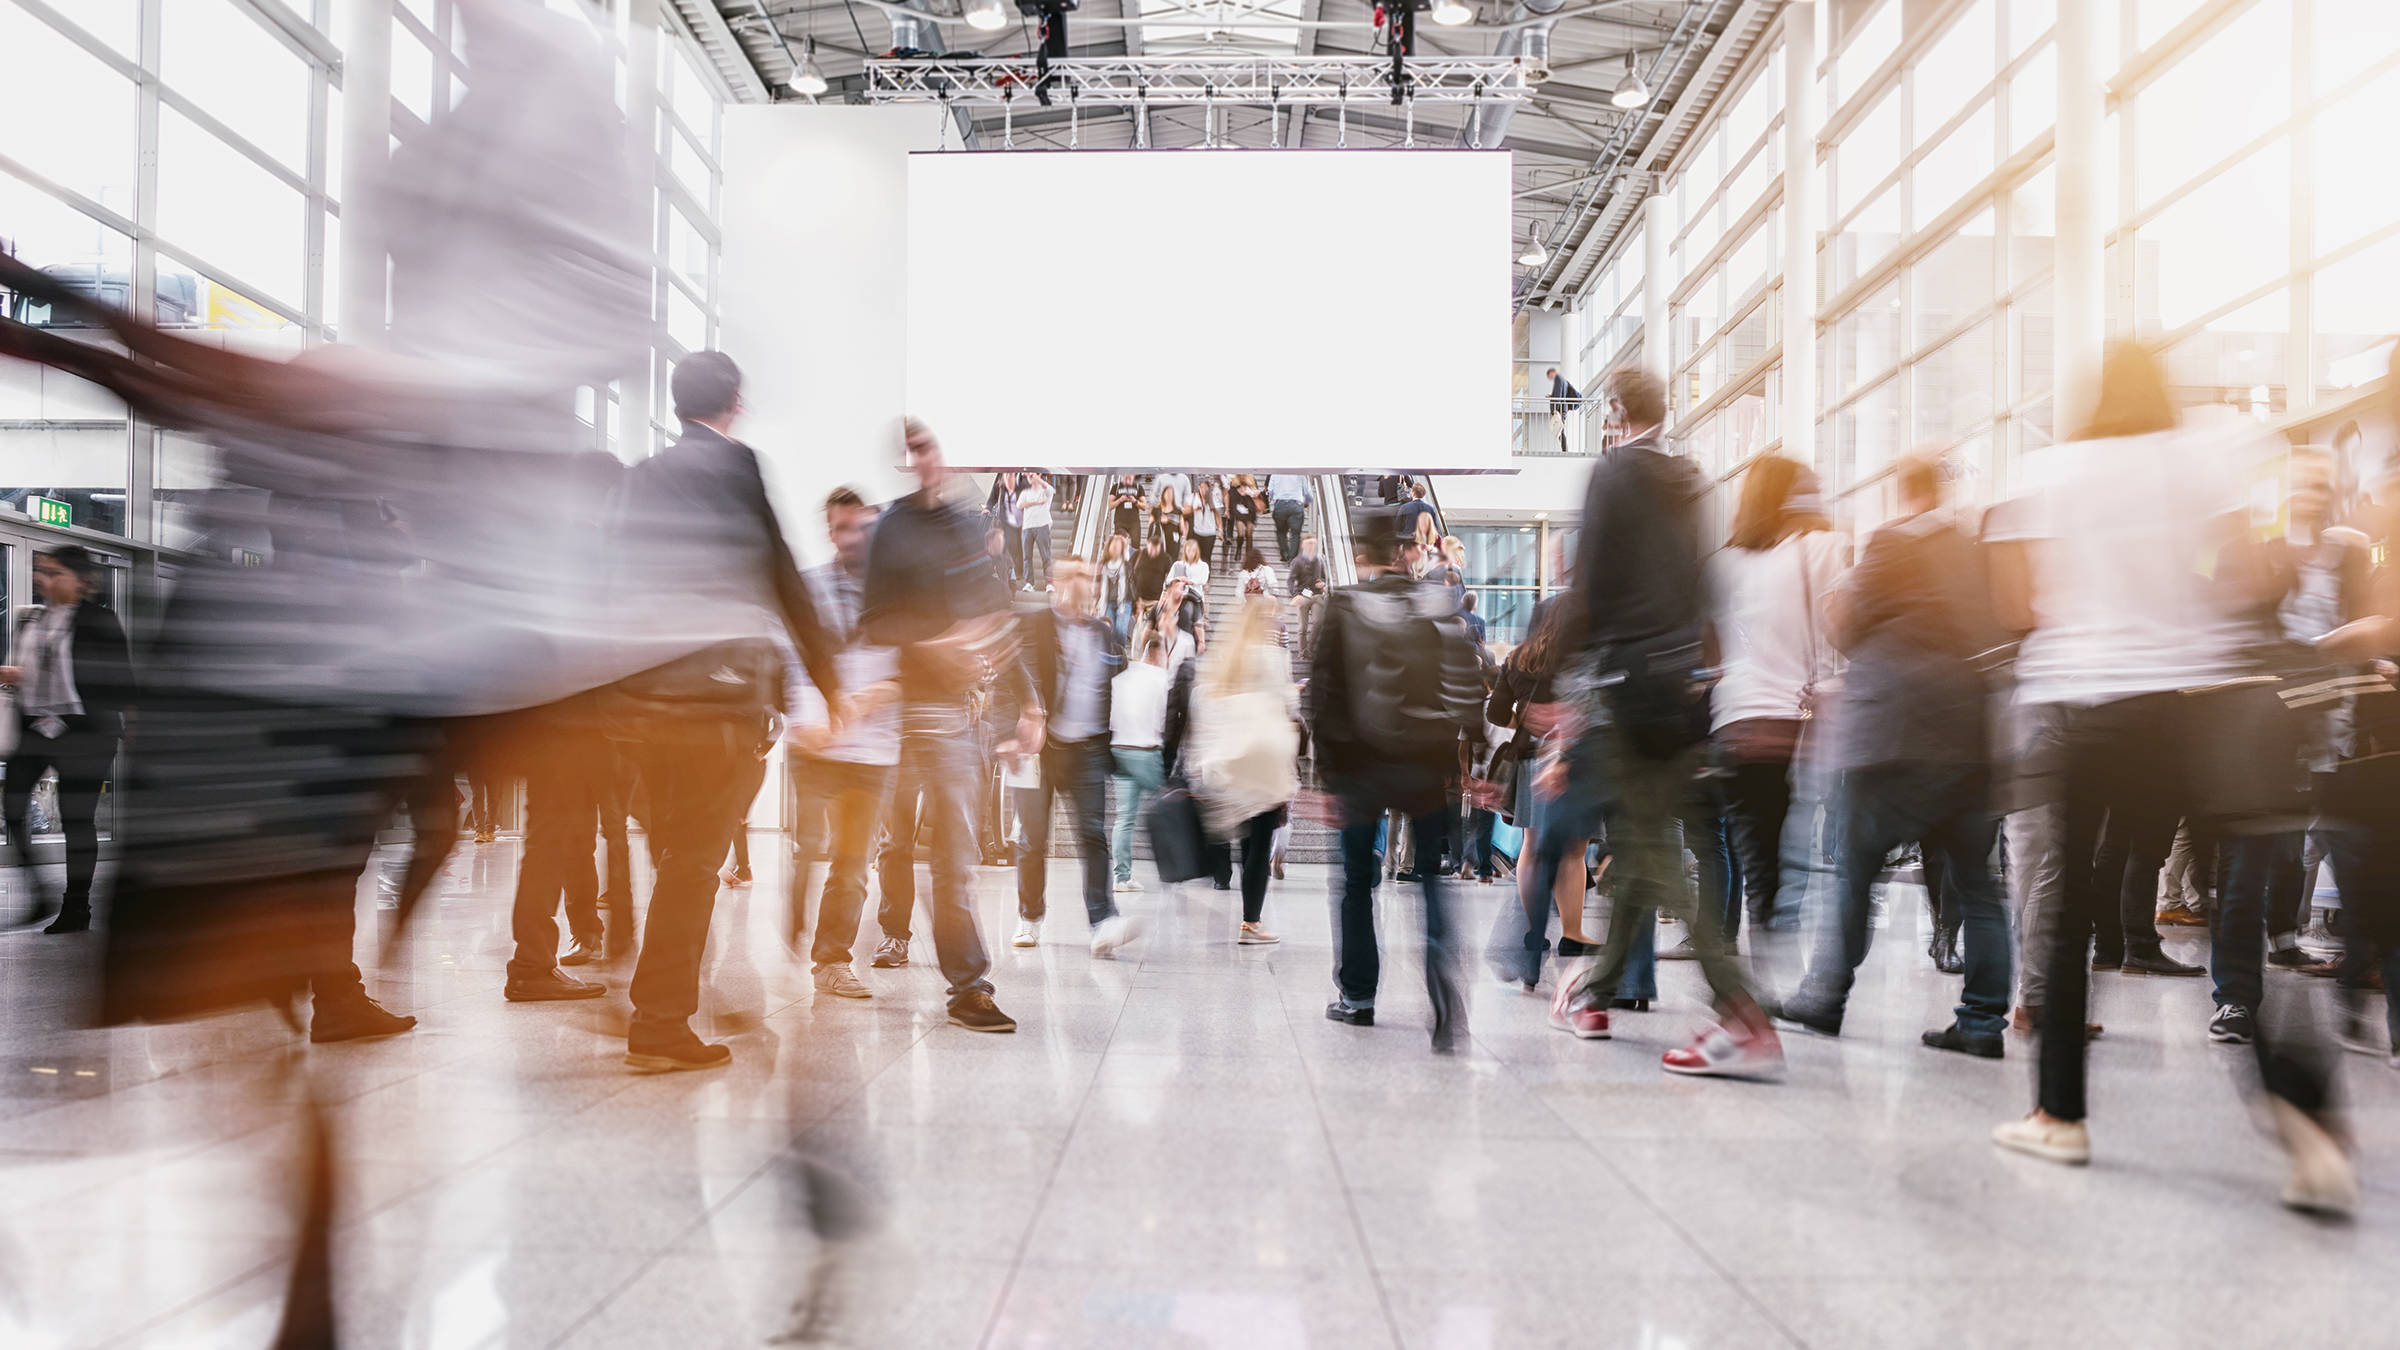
[0,837,2394,1349]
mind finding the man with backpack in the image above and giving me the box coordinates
[1305,506,1487,1052]
[1549,366,1783,1079]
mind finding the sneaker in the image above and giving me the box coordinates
[2156,903,2208,927]
[1762,992,1843,1039]
[947,991,1018,1033]
[1922,1022,2005,1059]
[1548,985,1611,1040]
[1090,912,1146,959]
[1658,938,1699,961]
[1114,878,1144,894]
[2121,951,2204,977]
[504,967,607,1002]
[1992,1113,2091,1165]
[309,993,417,1044]
[1012,918,1042,948]
[2269,1097,2358,1217]
[2207,1004,2255,1045]
[2266,945,2317,970]
[870,937,910,969]
[1238,922,1281,945]
[625,1027,733,1073]
[813,964,873,1000]
[1325,1000,1375,1026]
[1663,1020,1783,1078]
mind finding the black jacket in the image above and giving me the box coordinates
[862,486,1032,710]
[1303,571,1483,811]
[1018,605,1123,742]
[1287,552,1328,596]
[14,602,136,740]
[1574,430,1706,661]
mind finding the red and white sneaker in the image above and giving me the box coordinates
[1549,984,1612,1040]
[1662,1019,1783,1079]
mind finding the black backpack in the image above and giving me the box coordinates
[1342,583,1474,760]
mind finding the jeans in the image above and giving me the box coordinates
[1017,736,1116,928]
[1465,806,1497,878]
[1106,601,1133,644]
[1271,501,1306,560]
[625,723,753,1035]
[1331,767,1459,1027]
[1021,525,1052,591]
[1238,810,1278,924]
[794,759,894,968]
[1801,762,2011,1038]
[2,717,116,909]
[2091,805,2176,962]
[877,755,924,940]
[889,727,995,1001]
[1688,778,1741,945]
[1567,721,1751,1016]
[508,717,612,978]
[1110,747,1164,883]
[1721,757,1793,941]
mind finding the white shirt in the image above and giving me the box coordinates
[21,602,84,720]
[1238,566,1279,599]
[1169,559,1211,595]
[1153,473,1191,507]
[1019,482,1052,531]
[1988,429,2251,706]
[1111,660,1168,747]
[1709,532,1850,730]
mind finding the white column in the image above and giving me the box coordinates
[2052,0,2106,435]
[338,0,394,348]
[1641,191,1671,376]
[1780,1,1818,465]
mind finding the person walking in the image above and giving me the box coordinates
[1189,481,1223,576]
[1767,452,2013,1056]
[1171,596,1298,945]
[861,419,1034,1033]
[1010,558,1142,957]
[787,487,902,1002]
[1267,473,1314,560]
[1548,366,1783,1078]
[1109,622,1170,895]
[1287,533,1331,660]
[1110,475,1147,544]
[1308,507,1487,1051]
[1017,471,1055,592]
[1546,366,1580,453]
[605,352,845,1072]
[1099,533,1135,642]
[1,545,136,934]
[1152,485,1188,562]
[1226,475,1262,568]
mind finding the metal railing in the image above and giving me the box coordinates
[1511,396,1604,458]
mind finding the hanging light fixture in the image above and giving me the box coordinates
[790,37,830,96]
[963,0,1009,31]
[1518,231,1549,267]
[1610,52,1650,109]
[1431,0,1473,25]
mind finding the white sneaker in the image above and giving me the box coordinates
[1011,918,1041,948]
[1238,922,1281,945]
[1991,1113,2091,1165]
[812,964,872,1000]
[1091,912,1146,959]
[1114,878,1144,894]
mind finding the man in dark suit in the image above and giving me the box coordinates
[604,352,844,1072]
[1009,557,1140,957]
[2,545,135,933]
[1547,367,1581,452]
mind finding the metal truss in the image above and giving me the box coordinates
[861,54,1533,109]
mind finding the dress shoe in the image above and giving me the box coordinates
[505,967,607,1002]
[2122,950,2204,977]
[559,936,603,967]
[625,1026,732,1072]
[2156,903,2208,927]
[310,994,417,1044]
[1922,1022,2004,1059]
[1325,1000,1375,1026]
[1763,991,1843,1038]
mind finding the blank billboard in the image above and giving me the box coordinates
[904,149,1513,472]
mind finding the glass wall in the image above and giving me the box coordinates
[0,0,730,574]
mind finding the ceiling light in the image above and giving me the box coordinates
[1431,0,1473,25]
[790,41,829,97]
[1518,232,1549,267]
[1610,53,1650,109]
[963,0,1009,31]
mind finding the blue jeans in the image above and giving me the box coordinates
[1017,736,1115,927]
[886,727,994,1002]
[1110,747,1163,882]
[792,759,893,968]
[1271,501,1305,559]
[1106,601,1133,644]
[1801,761,2010,1038]
[1333,777,1460,1025]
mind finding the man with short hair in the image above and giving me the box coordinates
[1307,507,1486,1052]
[860,420,1033,1033]
[1396,481,1437,544]
[1010,558,1140,956]
[1551,365,1782,1079]
[1287,533,1330,660]
[1459,590,1487,644]
[1266,474,1314,560]
[788,486,901,1000]
[610,350,845,1072]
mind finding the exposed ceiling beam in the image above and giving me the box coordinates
[1297,105,1593,162]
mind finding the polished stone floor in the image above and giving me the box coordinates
[0,837,2395,1350]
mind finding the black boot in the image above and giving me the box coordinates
[42,899,91,935]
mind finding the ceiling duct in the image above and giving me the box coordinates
[1462,0,1565,147]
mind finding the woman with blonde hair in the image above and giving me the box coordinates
[1165,596,1298,943]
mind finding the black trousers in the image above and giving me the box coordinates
[2090,806,2175,962]
[624,723,754,1036]
[3,716,116,909]
[509,719,613,978]
[1722,757,1793,938]
[1237,809,1280,924]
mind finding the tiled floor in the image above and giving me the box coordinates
[0,838,2395,1349]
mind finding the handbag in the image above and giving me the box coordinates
[1143,781,1211,883]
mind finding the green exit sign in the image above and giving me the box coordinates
[29,495,70,528]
